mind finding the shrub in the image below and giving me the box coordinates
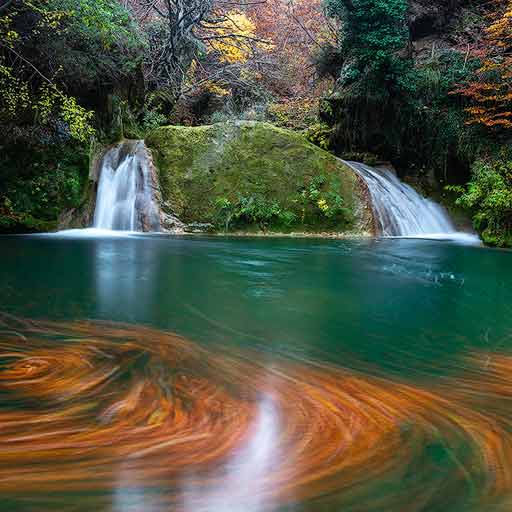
[324,0,409,87]
[143,110,168,132]
[305,122,333,150]
[298,175,350,222]
[267,99,319,131]
[214,195,283,231]
[213,183,350,233]
[0,142,89,232]
[450,157,512,246]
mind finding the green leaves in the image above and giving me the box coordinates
[305,122,332,150]
[325,0,408,84]
[46,0,144,82]
[0,142,88,229]
[214,195,285,231]
[299,174,348,221]
[0,0,144,142]
[213,181,349,232]
[453,158,512,246]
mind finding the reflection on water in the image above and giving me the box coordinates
[183,396,280,512]
[94,238,158,320]
[0,234,511,511]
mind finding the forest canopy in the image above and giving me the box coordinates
[0,0,512,245]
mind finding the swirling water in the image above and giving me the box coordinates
[0,234,511,511]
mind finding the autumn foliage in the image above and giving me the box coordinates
[456,0,512,130]
[249,0,335,99]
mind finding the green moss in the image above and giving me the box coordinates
[0,141,90,233]
[146,121,369,233]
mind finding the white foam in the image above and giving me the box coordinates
[345,161,481,244]
[36,228,139,238]
[388,233,482,245]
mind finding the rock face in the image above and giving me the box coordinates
[146,121,373,235]
[144,146,185,233]
[60,122,373,235]
[409,0,463,40]
[93,140,163,232]
[59,140,184,233]
[58,141,105,230]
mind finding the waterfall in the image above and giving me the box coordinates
[346,161,478,241]
[94,140,161,232]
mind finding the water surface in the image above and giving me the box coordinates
[0,234,511,511]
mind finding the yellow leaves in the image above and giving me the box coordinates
[467,108,487,115]
[35,83,58,125]
[0,0,94,141]
[485,118,512,128]
[0,64,30,119]
[205,81,230,97]
[267,99,318,130]
[240,67,260,81]
[317,199,329,213]
[208,11,260,64]
[6,30,18,44]
[60,94,95,142]
[0,12,19,48]
[0,69,95,142]
[147,398,172,426]
[34,83,95,142]
[0,64,13,79]
[465,106,512,128]
[189,59,198,76]
[480,59,500,73]
[485,2,512,43]
[40,9,68,29]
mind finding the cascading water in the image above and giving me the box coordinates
[94,140,161,232]
[346,161,479,242]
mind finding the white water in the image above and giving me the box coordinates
[346,161,480,243]
[94,141,160,232]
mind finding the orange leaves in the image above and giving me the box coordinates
[248,0,334,98]
[4,317,512,508]
[455,0,512,130]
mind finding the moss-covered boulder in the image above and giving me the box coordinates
[146,121,372,234]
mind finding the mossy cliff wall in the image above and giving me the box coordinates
[146,121,372,234]
[57,139,106,231]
